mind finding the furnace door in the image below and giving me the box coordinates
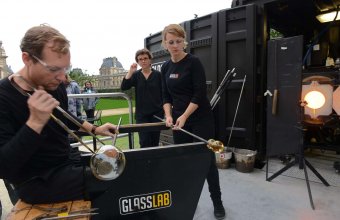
[266,36,303,156]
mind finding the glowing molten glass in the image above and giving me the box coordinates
[304,91,325,109]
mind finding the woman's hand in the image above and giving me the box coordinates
[165,116,174,128]
[173,114,188,130]
[125,63,138,79]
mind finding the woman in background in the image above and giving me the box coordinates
[121,49,163,148]
[82,81,98,120]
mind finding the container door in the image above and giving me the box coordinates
[217,4,260,150]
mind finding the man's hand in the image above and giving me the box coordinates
[94,123,117,137]
[26,89,60,133]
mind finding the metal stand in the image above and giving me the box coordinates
[266,105,330,210]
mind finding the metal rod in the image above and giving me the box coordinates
[153,115,209,144]
[217,68,235,95]
[112,117,122,146]
[227,75,247,149]
[210,68,236,109]
[49,114,95,154]
[210,69,231,106]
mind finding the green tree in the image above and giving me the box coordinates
[270,28,283,39]
[69,68,92,87]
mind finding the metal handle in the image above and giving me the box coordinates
[272,89,278,115]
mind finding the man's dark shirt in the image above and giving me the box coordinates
[0,77,82,185]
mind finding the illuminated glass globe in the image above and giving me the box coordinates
[304,91,325,109]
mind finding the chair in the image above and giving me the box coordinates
[87,110,102,125]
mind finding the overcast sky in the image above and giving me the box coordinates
[1,0,232,75]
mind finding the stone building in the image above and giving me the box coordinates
[96,57,127,89]
[0,41,13,79]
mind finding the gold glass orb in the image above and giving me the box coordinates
[90,145,126,181]
[207,139,224,153]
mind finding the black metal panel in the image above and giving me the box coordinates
[185,12,219,99]
[91,143,210,219]
[266,36,303,156]
[218,4,259,150]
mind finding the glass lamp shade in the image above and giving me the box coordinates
[301,81,333,118]
[304,91,326,109]
[333,86,340,115]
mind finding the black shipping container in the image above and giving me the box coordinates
[145,0,340,157]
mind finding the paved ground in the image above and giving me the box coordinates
[194,163,340,220]
[101,107,135,117]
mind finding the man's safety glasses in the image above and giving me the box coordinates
[31,55,71,74]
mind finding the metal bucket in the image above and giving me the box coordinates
[233,148,257,173]
[215,148,232,169]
